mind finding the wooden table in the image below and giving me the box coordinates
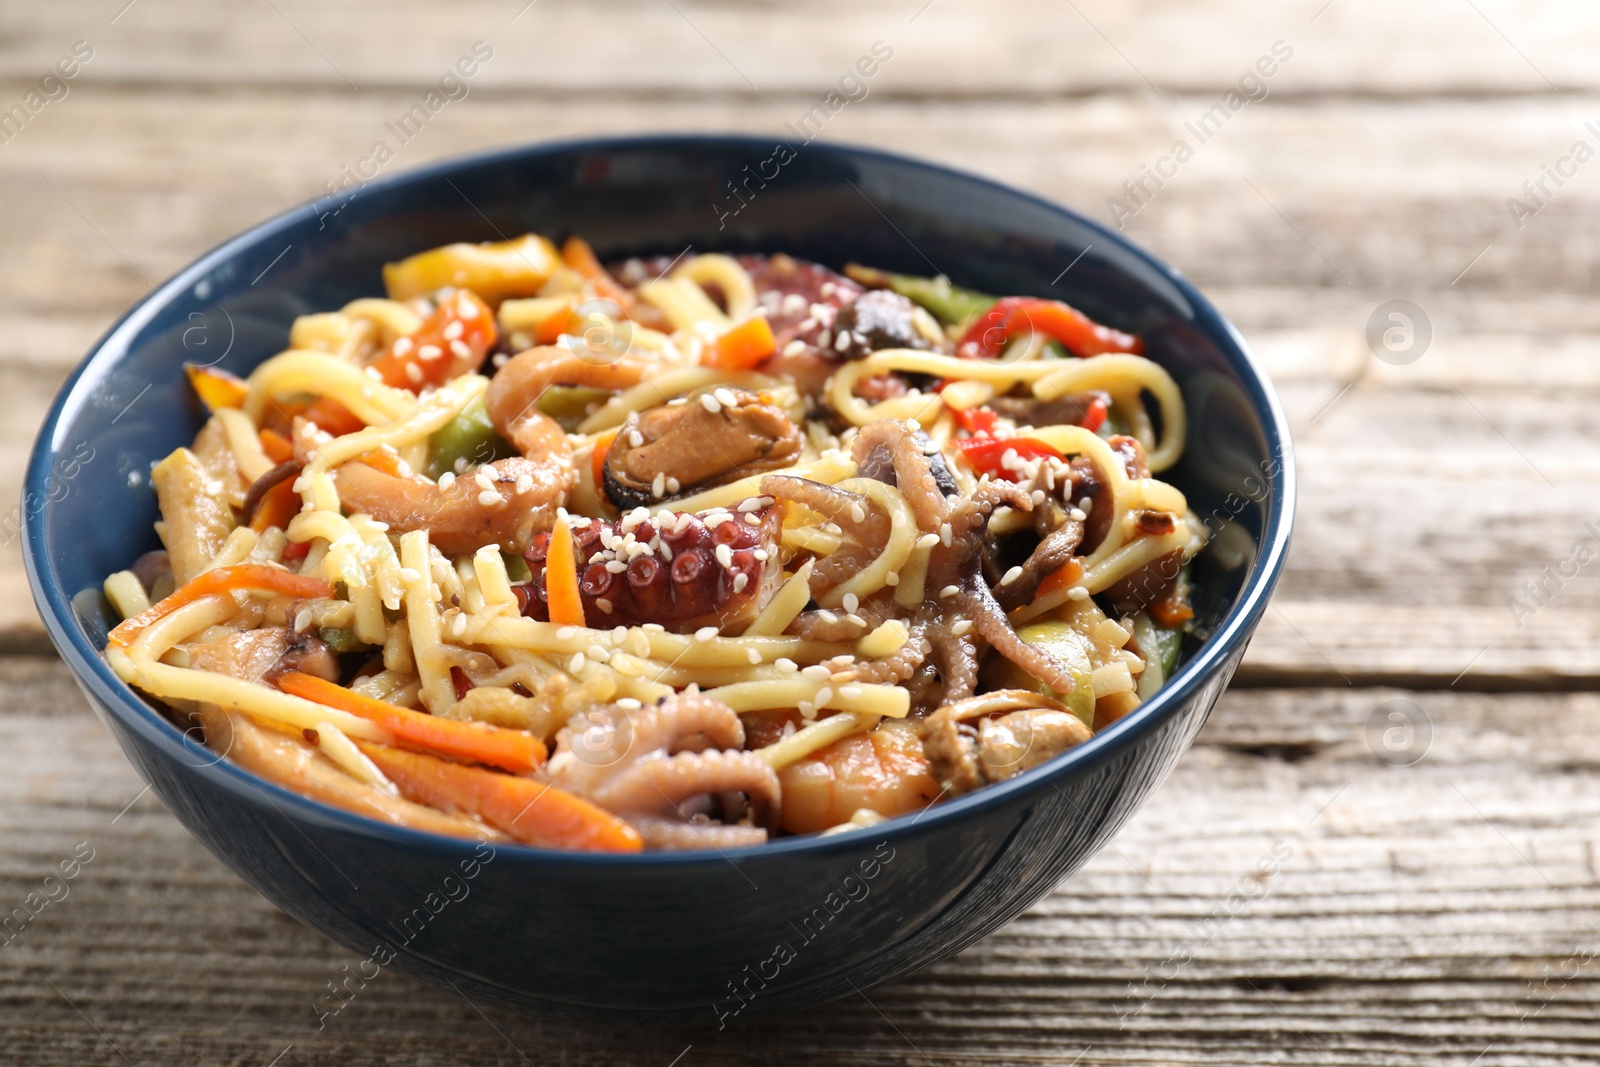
[3,1,1597,1062]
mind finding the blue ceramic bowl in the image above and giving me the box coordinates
[23,135,1293,1025]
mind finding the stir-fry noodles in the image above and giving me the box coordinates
[101,236,1203,851]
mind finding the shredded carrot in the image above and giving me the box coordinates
[277,672,546,773]
[707,317,776,371]
[185,364,249,413]
[258,429,294,465]
[300,397,366,436]
[354,740,642,852]
[561,236,634,308]
[358,449,408,478]
[544,514,586,627]
[1035,559,1085,603]
[534,297,579,345]
[590,428,618,490]
[109,565,334,648]
[367,290,497,392]
[1149,589,1194,627]
[249,478,301,533]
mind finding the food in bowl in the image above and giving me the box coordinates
[99,234,1203,852]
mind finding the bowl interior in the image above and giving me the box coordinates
[27,135,1292,855]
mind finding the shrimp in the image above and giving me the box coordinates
[777,719,941,835]
[483,345,654,456]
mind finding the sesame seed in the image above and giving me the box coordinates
[738,498,762,513]
[744,512,762,526]
[556,626,578,639]
[817,329,832,349]
[418,344,443,361]
[1000,566,1023,586]
[456,297,479,319]
[665,477,680,494]
[569,652,587,672]
[841,685,862,699]
[1067,586,1091,601]
[450,614,467,639]
[393,337,414,355]
[801,665,830,681]
[695,626,718,642]
[753,549,769,562]
[478,490,503,506]
[917,533,940,550]
[516,474,533,494]
[815,686,834,706]
[835,331,851,352]
[652,472,666,498]
[474,471,495,490]
[818,610,839,623]
[605,560,627,574]
[782,339,805,356]
[450,339,471,359]
[204,479,224,496]
[1031,489,1047,505]
[398,567,421,583]
[939,522,953,546]
[1069,508,1087,522]
[746,646,761,664]
[616,697,642,710]
[642,622,666,632]
[940,585,960,599]
[587,643,609,661]
[714,387,738,408]
[885,571,900,586]
[443,320,464,340]
[849,503,866,523]
[595,597,614,614]
[628,429,644,447]
[733,572,749,594]
[699,394,722,414]
[715,544,733,568]
[952,620,972,636]
[842,592,859,612]
[776,658,798,673]
[293,608,312,633]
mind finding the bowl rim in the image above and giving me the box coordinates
[23,132,1296,867]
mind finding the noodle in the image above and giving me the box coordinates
[102,237,1204,850]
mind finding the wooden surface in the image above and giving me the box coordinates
[3,1,1597,1062]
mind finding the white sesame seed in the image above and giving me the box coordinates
[293,608,312,633]
[398,567,421,583]
[746,646,761,664]
[782,339,805,356]
[714,387,738,408]
[732,572,749,594]
[699,394,722,414]
[776,658,798,673]
[917,533,940,550]
[652,472,666,498]
[737,498,762,513]
[473,471,494,490]
[450,614,467,639]
[754,548,769,562]
[695,626,718,642]
[587,643,609,661]
[815,686,834,706]
[801,664,830,681]
[569,652,587,672]
[1000,566,1023,586]
[842,592,859,612]
[952,620,972,636]
[450,339,471,359]
[643,622,666,632]
[1069,508,1087,522]
[443,320,464,340]
[841,685,862,699]
[616,697,641,710]
[834,331,851,352]
[418,344,443,361]
[885,571,900,586]
[595,597,614,614]
[940,585,960,599]
[605,560,627,574]
[849,503,866,523]
[478,490,503,506]
[1067,586,1091,601]
[818,609,838,623]
[516,474,533,495]
[665,477,680,494]
[715,544,734,568]
[556,626,578,639]
[628,429,644,448]
[939,522,952,546]
[393,337,414,355]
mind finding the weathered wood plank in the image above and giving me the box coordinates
[0,0,1593,98]
[1,660,1597,1064]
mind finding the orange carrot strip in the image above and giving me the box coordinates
[184,363,249,413]
[561,236,635,308]
[707,317,776,371]
[258,429,294,464]
[1149,590,1194,627]
[367,290,497,393]
[354,740,642,853]
[590,428,618,490]
[249,478,301,533]
[357,449,407,478]
[544,514,585,627]
[277,672,546,773]
[300,397,366,436]
[534,297,579,345]
[1034,559,1085,604]
[109,565,334,648]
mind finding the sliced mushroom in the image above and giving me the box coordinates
[918,689,1092,797]
[602,387,801,510]
[989,390,1111,432]
[832,289,933,359]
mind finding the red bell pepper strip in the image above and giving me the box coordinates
[953,436,1064,482]
[957,297,1143,359]
[950,404,998,436]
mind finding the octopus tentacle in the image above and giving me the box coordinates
[761,474,893,597]
[591,749,780,829]
[333,454,558,556]
[993,518,1085,613]
[484,346,652,456]
[630,817,768,850]
[852,619,932,685]
[851,419,950,532]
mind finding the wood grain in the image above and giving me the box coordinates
[3,658,1596,1065]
